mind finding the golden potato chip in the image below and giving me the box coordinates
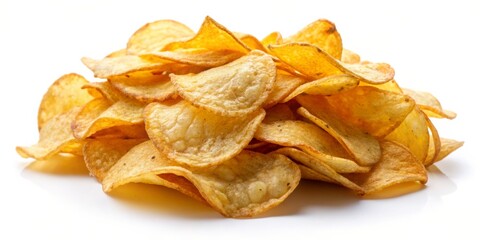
[109,75,176,103]
[298,86,415,137]
[402,88,457,119]
[82,81,125,102]
[103,141,300,218]
[171,50,276,116]
[385,107,429,163]
[432,138,464,163]
[90,124,148,139]
[255,120,369,173]
[105,49,127,58]
[341,49,361,64]
[282,74,359,102]
[144,100,265,168]
[163,16,250,54]
[37,73,94,130]
[298,164,335,182]
[424,116,441,166]
[273,147,364,194]
[72,98,145,139]
[234,32,268,52]
[286,19,343,59]
[263,103,296,124]
[269,43,394,84]
[345,141,428,195]
[17,108,82,160]
[83,139,146,181]
[263,72,305,108]
[127,19,194,55]
[261,32,283,46]
[142,49,244,68]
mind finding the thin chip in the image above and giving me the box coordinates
[263,103,296,124]
[234,32,268,52]
[142,49,243,68]
[269,43,394,84]
[402,88,457,119]
[341,49,361,63]
[286,19,343,59]
[37,73,94,130]
[171,50,276,116]
[102,141,300,218]
[263,72,305,108]
[432,138,464,163]
[424,116,442,166]
[109,75,176,103]
[261,32,283,46]
[144,100,265,168]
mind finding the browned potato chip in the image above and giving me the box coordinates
[263,103,296,124]
[144,100,265,168]
[269,43,394,84]
[171,50,276,116]
[264,72,305,108]
[402,88,457,119]
[142,49,244,68]
[163,16,250,54]
[102,141,300,218]
[432,138,464,163]
[127,20,194,55]
[109,75,176,103]
[341,49,361,64]
[234,32,269,52]
[424,116,441,166]
[255,120,369,173]
[38,73,94,130]
[286,19,343,59]
[261,32,283,46]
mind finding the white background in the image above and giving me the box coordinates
[1,0,479,239]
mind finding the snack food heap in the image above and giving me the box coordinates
[17,16,463,218]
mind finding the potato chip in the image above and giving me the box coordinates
[402,88,457,119]
[298,164,334,182]
[163,16,250,54]
[261,32,283,46]
[286,19,343,59]
[144,100,265,168]
[127,20,194,55]
[109,75,176,103]
[263,72,305,108]
[105,49,127,58]
[282,74,359,102]
[17,108,83,160]
[234,32,268,52]
[341,49,361,64]
[269,43,394,84]
[273,148,364,194]
[255,120,369,173]
[345,141,428,194]
[432,138,464,163]
[142,49,244,68]
[103,141,300,217]
[171,50,276,116]
[424,116,441,166]
[37,73,94,130]
[263,103,296,124]
[72,98,145,139]
[385,107,429,163]
[83,139,146,181]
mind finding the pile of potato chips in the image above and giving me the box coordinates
[17,16,463,218]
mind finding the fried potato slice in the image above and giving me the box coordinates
[282,74,359,102]
[261,32,283,46]
[234,32,268,52]
[402,88,456,119]
[298,164,335,182]
[264,72,305,108]
[163,16,250,54]
[72,98,145,139]
[286,19,343,59]
[345,141,428,195]
[296,96,381,166]
[83,139,146,181]
[255,120,369,173]
[298,86,415,137]
[386,107,429,163]
[171,50,276,116]
[142,49,244,68]
[81,81,124,102]
[17,108,83,160]
[273,148,364,194]
[37,73,94,130]
[424,116,441,166]
[127,19,194,55]
[109,75,176,103]
[269,43,394,84]
[341,49,361,64]
[144,100,265,168]
[103,141,300,218]
[263,103,296,124]
[431,138,464,163]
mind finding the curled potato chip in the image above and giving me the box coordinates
[103,141,300,218]
[402,88,456,119]
[269,43,394,84]
[273,148,364,194]
[263,103,296,124]
[171,50,276,116]
[424,116,441,166]
[432,138,464,163]
[234,32,268,52]
[263,72,305,108]
[127,19,194,55]
[298,164,334,182]
[346,141,428,195]
[83,139,146,181]
[163,16,250,54]
[286,19,343,59]
[282,74,359,102]
[142,49,244,68]
[38,73,94,130]
[81,81,124,102]
[17,108,82,160]
[261,32,283,46]
[341,49,361,64]
[255,120,369,173]
[109,75,176,103]
[72,98,145,139]
[144,100,265,168]
[386,107,429,163]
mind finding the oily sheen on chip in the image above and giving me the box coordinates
[16,16,462,218]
